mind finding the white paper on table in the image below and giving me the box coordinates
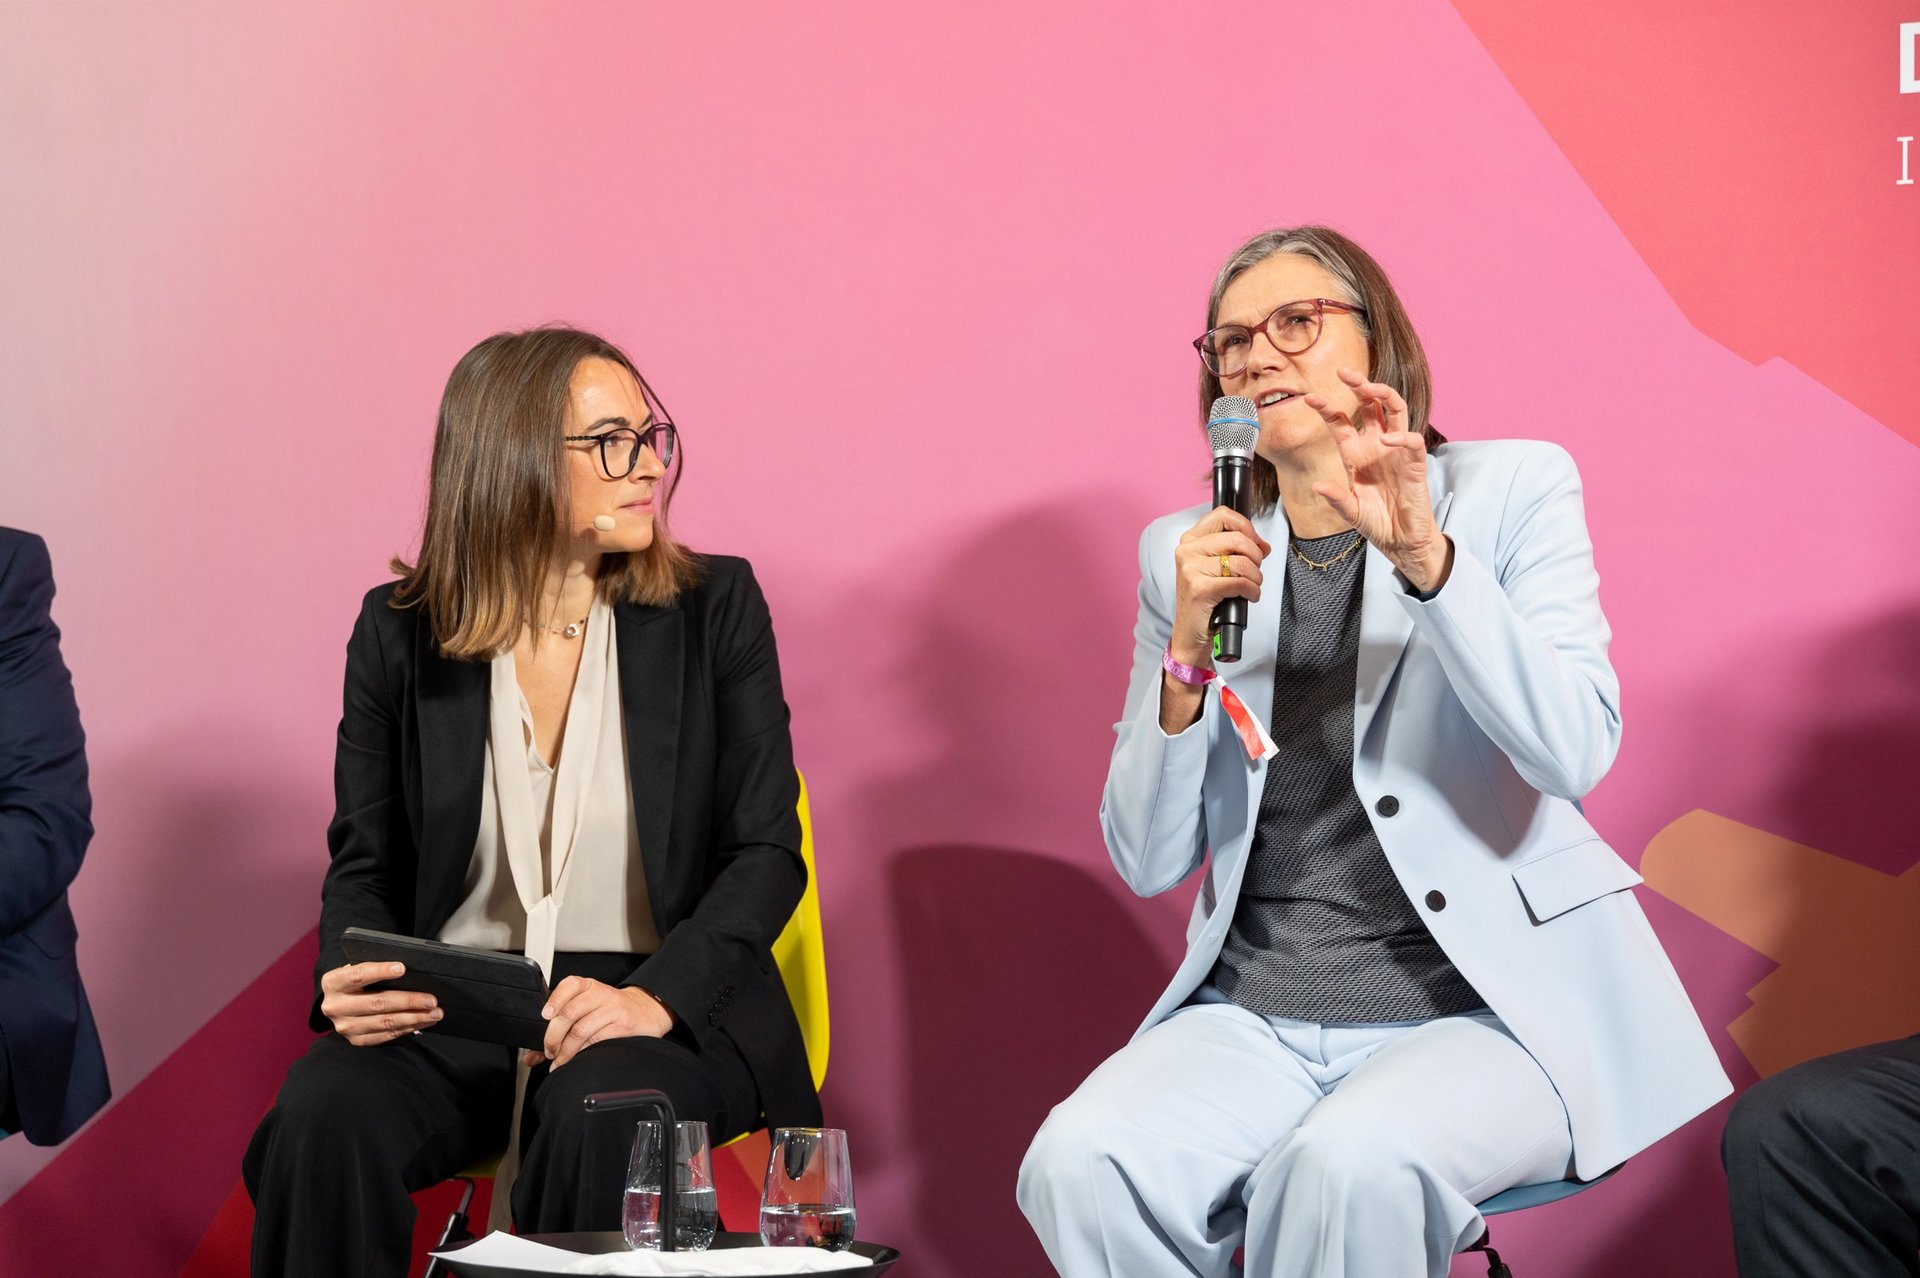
[430,1231,873,1275]
[431,1232,599,1269]
[561,1246,874,1274]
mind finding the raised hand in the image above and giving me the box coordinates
[1303,368,1452,593]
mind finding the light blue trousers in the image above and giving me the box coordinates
[1017,991,1573,1278]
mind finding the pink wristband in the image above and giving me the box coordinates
[1161,646,1216,686]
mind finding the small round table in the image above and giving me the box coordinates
[438,1230,900,1277]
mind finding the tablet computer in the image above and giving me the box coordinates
[341,928,549,1051]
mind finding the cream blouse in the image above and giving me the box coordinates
[437,593,661,976]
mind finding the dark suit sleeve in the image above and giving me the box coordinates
[310,593,410,1029]
[628,562,805,1028]
[0,534,93,935]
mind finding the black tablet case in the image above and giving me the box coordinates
[341,928,549,1050]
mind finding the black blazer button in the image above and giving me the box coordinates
[1375,795,1400,817]
[1425,890,1446,911]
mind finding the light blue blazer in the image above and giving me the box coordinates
[1102,439,1730,1180]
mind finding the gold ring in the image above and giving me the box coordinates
[1219,553,1232,577]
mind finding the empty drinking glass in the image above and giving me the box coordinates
[760,1127,855,1251]
[624,1119,717,1251]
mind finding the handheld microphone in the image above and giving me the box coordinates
[1207,396,1259,663]
[592,515,616,532]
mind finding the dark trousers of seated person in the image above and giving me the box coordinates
[1722,1034,1920,1277]
[243,952,759,1278]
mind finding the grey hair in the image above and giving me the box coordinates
[1204,227,1371,343]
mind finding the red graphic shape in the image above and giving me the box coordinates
[1450,0,1920,445]
[0,930,317,1276]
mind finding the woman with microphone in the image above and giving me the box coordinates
[244,327,819,1277]
[1017,226,1728,1277]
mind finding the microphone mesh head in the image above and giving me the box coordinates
[1207,396,1259,457]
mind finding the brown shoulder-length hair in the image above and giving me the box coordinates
[1198,225,1446,514]
[391,326,700,659]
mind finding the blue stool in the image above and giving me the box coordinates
[1465,1167,1619,1277]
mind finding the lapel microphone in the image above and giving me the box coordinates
[1207,396,1259,663]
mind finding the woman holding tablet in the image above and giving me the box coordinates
[244,327,818,1277]
[1016,227,1729,1276]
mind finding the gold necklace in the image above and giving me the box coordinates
[1288,533,1366,571]
[532,614,590,639]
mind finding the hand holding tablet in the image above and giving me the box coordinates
[340,928,550,1050]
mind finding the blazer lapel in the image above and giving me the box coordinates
[615,601,684,934]
[415,626,488,932]
[1352,454,1456,749]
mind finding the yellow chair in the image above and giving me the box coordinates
[771,771,830,1094]
[423,772,829,1271]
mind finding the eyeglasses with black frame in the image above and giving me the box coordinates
[565,421,677,479]
[1193,298,1368,378]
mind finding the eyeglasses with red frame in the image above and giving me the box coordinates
[1193,298,1367,377]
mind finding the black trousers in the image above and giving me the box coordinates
[243,953,759,1278]
[1722,1034,1920,1277]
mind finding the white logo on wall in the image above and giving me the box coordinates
[1902,22,1918,184]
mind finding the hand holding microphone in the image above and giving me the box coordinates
[1168,398,1269,671]
[1202,397,1262,663]
[1170,508,1267,666]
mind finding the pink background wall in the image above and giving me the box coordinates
[1,3,1915,1274]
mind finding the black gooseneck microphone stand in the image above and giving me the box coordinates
[583,1088,681,1251]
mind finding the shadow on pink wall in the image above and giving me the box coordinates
[798,496,1186,1275]
[888,846,1167,1275]
[1644,606,1920,1081]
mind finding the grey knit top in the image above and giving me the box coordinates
[1209,528,1484,1022]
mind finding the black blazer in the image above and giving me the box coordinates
[0,528,110,1144]
[312,554,820,1130]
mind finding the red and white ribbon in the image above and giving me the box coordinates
[1217,680,1278,763]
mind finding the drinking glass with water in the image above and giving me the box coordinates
[760,1127,855,1251]
[624,1119,717,1251]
